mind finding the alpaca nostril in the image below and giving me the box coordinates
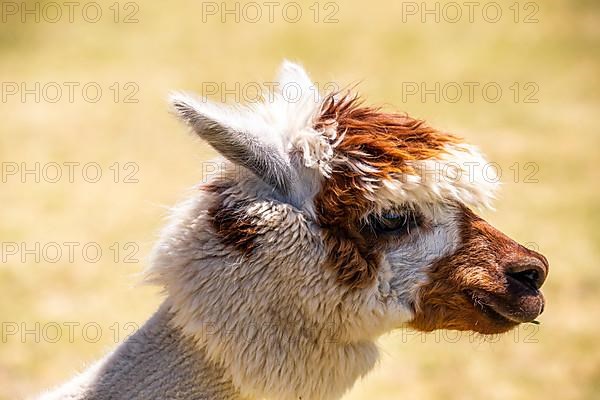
[506,262,546,290]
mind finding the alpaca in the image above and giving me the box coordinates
[39,61,548,400]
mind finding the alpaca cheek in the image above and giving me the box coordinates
[385,217,461,307]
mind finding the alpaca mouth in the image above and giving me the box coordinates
[466,289,545,324]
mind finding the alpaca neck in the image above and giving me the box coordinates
[42,303,244,400]
[145,191,383,400]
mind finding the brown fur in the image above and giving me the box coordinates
[206,182,259,255]
[409,206,548,334]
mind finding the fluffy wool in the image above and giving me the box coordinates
[37,61,546,400]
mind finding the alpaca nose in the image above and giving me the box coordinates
[505,251,548,291]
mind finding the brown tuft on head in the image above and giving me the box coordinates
[314,92,460,289]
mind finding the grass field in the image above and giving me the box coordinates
[0,0,599,399]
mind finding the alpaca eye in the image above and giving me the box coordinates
[369,210,422,236]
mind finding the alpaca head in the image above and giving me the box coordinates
[150,61,548,399]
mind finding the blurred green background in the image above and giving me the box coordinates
[0,0,599,399]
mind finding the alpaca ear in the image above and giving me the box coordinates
[170,93,294,195]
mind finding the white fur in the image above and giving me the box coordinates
[343,143,498,214]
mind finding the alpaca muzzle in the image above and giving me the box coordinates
[474,247,549,324]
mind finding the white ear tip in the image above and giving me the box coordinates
[277,60,311,81]
[280,59,303,72]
